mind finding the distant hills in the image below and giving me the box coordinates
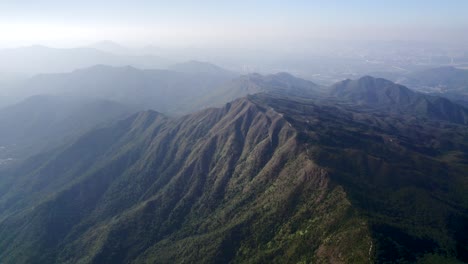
[402,66,468,93]
[330,76,468,124]
[6,63,468,123]
[13,64,234,114]
[10,64,325,115]
[331,76,418,107]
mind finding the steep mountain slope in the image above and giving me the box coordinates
[0,96,370,263]
[330,76,468,124]
[0,94,467,263]
[0,95,132,161]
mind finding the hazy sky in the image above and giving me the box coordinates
[0,0,467,48]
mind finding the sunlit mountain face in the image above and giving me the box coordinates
[0,1,467,263]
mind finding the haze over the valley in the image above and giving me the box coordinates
[0,0,467,80]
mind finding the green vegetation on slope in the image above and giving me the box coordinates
[0,93,467,263]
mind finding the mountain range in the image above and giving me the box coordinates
[0,63,467,263]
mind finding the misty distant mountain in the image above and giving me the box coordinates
[402,66,468,92]
[0,95,132,161]
[168,60,236,76]
[0,93,466,263]
[10,63,468,124]
[14,64,238,114]
[203,72,323,105]
[330,76,418,105]
[12,64,325,115]
[330,76,468,124]
[0,45,171,75]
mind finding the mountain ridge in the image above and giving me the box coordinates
[0,93,466,263]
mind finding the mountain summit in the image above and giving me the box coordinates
[330,76,417,105]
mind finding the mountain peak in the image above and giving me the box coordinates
[330,76,414,102]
